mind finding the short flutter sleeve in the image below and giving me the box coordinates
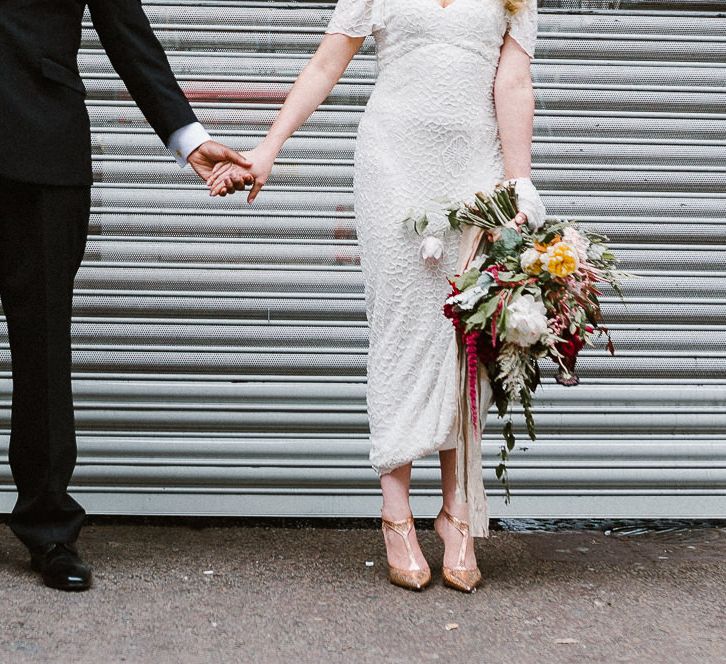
[506,0,538,59]
[325,0,385,38]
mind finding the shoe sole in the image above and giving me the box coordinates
[42,577,92,592]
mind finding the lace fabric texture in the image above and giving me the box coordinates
[325,0,538,481]
[326,0,537,58]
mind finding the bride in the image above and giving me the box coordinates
[209,0,546,593]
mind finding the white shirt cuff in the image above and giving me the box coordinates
[167,122,212,167]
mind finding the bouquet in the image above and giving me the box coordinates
[406,184,630,505]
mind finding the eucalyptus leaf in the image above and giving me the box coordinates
[454,267,480,291]
[490,227,523,262]
[497,272,529,283]
[476,272,494,289]
[448,209,462,232]
[464,294,500,330]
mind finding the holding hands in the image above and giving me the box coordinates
[206,143,276,204]
[187,140,256,194]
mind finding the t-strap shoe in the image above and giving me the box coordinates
[435,509,482,593]
[381,516,432,591]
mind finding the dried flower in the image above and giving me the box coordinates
[405,183,626,503]
[562,226,590,263]
[587,242,607,261]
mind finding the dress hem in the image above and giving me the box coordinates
[372,430,458,478]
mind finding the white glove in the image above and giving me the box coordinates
[507,177,546,231]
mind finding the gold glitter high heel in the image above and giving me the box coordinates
[381,515,431,591]
[435,509,482,593]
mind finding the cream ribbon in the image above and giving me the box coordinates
[453,223,495,538]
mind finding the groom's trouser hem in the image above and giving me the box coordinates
[0,175,90,549]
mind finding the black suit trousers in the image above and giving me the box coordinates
[0,175,90,549]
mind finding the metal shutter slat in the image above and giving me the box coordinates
[2,1,724,518]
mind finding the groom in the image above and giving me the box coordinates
[0,0,253,591]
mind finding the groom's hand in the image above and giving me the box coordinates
[188,141,254,195]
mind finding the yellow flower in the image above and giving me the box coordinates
[520,247,543,275]
[542,241,579,277]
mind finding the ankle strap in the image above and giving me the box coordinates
[440,509,470,536]
[381,515,414,537]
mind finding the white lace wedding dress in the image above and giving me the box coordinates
[326,0,537,532]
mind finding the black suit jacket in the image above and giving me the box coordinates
[0,0,198,186]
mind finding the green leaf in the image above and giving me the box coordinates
[496,307,508,336]
[464,295,500,331]
[448,209,462,232]
[415,214,429,235]
[490,227,523,262]
[497,272,529,283]
[453,267,480,291]
[503,419,516,451]
[526,418,536,441]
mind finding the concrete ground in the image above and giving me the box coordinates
[0,519,724,664]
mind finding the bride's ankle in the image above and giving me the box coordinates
[381,505,414,522]
[440,502,469,521]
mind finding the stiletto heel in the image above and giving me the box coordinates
[435,509,482,593]
[381,516,432,591]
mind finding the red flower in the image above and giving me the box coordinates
[558,334,585,360]
[486,265,502,283]
[551,329,588,386]
[443,287,464,333]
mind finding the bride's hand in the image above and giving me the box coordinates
[488,215,524,242]
[208,144,277,204]
[505,177,546,231]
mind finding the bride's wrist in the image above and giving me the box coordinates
[261,133,287,156]
[503,175,532,185]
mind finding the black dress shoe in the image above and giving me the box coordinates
[30,543,92,591]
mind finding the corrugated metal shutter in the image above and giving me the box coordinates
[1,1,725,518]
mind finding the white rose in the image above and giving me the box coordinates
[420,236,444,267]
[504,294,549,347]
[520,247,543,275]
